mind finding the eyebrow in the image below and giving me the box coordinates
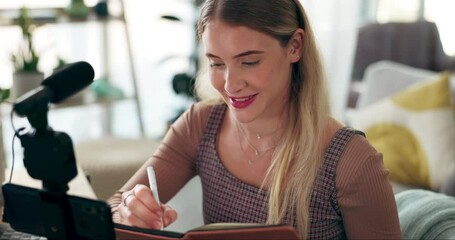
[206,50,265,59]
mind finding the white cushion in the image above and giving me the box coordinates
[348,72,455,190]
[357,61,438,108]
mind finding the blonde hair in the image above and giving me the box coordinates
[196,0,330,238]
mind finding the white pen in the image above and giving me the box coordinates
[147,166,164,230]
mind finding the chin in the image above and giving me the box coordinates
[229,107,261,124]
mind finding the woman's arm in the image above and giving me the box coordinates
[337,135,402,239]
[107,102,213,223]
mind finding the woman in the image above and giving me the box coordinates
[108,0,402,239]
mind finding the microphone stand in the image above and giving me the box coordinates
[2,61,114,240]
[16,100,78,240]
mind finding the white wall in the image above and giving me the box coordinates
[301,0,361,120]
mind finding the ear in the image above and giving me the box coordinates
[288,28,304,63]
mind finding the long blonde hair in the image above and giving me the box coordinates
[196,0,330,238]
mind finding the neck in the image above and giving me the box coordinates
[234,115,287,149]
[233,107,289,140]
[235,120,283,165]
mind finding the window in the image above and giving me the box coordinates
[376,0,421,23]
[0,0,101,9]
[374,0,455,55]
[424,0,455,55]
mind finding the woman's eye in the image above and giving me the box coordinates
[243,60,260,66]
[209,62,224,68]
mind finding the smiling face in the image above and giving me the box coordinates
[202,20,301,123]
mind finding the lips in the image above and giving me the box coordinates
[229,94,258,109]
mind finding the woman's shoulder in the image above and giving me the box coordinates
[328,122,388,196]
[342,128,377,157]
[178,101,225,130]
[186,101,223,120]
[331,121,384,187]
[191,100,216,111]
[325,117,376,156]
[324,118,381,178]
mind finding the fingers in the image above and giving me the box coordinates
[118,184,163,229]
[118,199,150,228]
[161,204,178,228]
[134,185,161,213]
[118,184,179,230]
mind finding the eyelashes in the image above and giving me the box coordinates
[243,60,260,66]
[209,60,261,68]
[209,63,224,68]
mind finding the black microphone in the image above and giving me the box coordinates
[13,61,95,117]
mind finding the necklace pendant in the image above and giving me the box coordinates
[254,150,259,156]
[256,134,261,140]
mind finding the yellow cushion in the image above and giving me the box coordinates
[348,72,455,190]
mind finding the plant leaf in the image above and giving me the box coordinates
[0,88,10,102]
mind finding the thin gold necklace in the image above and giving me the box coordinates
[235,121,280,165]
[255,125,283,140]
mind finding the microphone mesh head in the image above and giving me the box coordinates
[42,61,95,103]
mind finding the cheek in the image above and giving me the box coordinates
[263,54,290,83]
[269,63,292,93]
[210,71,225,93]
[264,63,287,85]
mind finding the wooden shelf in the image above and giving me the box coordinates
[1,93,135,113]
[0,0,145,136]
[0,7,124,26]
[53,94,133,109]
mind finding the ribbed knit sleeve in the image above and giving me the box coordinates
[336,135,402,239]
[113,102,213,203]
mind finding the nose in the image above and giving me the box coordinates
[224,67,246,95]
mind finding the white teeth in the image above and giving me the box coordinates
[232,95,255,102]
[236,97,250,102]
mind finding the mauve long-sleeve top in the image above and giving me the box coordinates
[108,102,401,239]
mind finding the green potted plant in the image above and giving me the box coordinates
[10,6,44,99]
[65,0,90,19]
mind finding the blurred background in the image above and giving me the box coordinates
[1,0,454,143]
[0,0,454,219]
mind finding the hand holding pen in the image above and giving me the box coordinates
[147,166,164,230]
[117,167,178,230]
